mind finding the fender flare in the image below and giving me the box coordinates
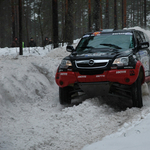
[136,60,145,84]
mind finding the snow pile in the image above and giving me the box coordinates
[0,27,150,150]
[82,106,150,150]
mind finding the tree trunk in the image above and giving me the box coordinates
[25,0,29,46]
[11,0,15,40]
[114,0,117,30]
[140,0,143,27]
[52,0,59,48]
[105,0,109,29]
[88,0,92,32]
[61,0,65,45]
[122,0,126,28]
[38,1,44,47]
[144,0,146,28]
[16,4,19,37]
[100,0,103,29]
[94,0,100,31]
[65,0,74,45]
[19,0,23,55]
[132,0,136,26]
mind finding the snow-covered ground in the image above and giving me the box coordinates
[1,27,150,150]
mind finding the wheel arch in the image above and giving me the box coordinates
[139,65,145,84]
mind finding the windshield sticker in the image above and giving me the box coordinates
[112,33,132,35]
[125,32,133,35]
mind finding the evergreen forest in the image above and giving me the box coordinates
[0,0,149,48]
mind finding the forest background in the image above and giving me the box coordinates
[0,0,149,48]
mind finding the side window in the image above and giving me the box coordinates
[135,31,142,46]
[137,32,143,43]
[139,31,146,42]
[144,33,149,43]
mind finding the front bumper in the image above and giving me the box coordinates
[55,63,141,88]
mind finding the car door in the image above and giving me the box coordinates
[135,31,150,77]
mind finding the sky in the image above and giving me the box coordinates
[0,27,150,150]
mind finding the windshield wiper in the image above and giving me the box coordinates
[78,46,94,49]
[100,43,122,49]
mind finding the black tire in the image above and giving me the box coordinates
[132,74,143,108]
[59,86,72,105]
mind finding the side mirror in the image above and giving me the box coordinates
[139,42,149,49]
[66,45,75,52]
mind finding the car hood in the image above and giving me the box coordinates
[69,48,132,60]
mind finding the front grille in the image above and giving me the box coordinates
[75,59,109,69]
[77,62,107,68]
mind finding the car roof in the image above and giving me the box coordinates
[101,29,135,34]
[82,29,142,38]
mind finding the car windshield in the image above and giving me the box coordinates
[76,32,134,53]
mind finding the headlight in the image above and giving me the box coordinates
[113,57,129,66]
[60,60,72,68]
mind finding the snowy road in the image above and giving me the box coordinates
[0,31,150,150]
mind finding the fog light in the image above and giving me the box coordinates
[125,78,130,83]
[60,81,63,85]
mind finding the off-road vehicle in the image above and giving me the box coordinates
[55,29,150,108]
